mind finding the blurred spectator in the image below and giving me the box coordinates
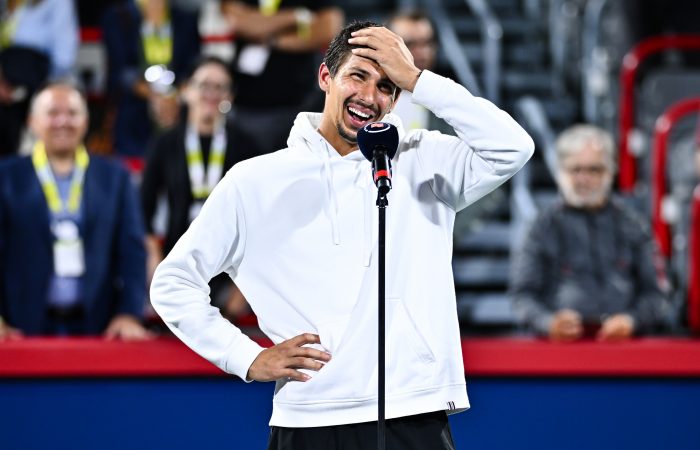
[0,83,150,341]
[198,0,235,62]
[386,9,451,134]
[101,0,200,157]
[75,0,120,27]
[696,133,700,180]
[222,0,343,155]
[0,0,79,156]
[510,124,670,341]
[141,56,256,319]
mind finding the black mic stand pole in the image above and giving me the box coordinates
[377,191,388,450]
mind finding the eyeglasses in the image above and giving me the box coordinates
[563,165,608,176]
[192,80,230,95]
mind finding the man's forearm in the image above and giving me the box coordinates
[273,8,344,52]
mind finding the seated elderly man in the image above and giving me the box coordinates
[510,124,670,341]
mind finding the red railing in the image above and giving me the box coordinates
[650,97,700,257]
[618,34,700,192]
[201,33,235,43]
[689,187,700,333]
[80,27,234,45]
[3,337,700,378]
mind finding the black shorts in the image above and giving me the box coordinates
[266,411,457,450]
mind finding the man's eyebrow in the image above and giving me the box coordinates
[346,66,394,83]
[345,65,370,75]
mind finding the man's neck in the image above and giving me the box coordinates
[317,121,356,157]
[47,150,76,177]
[142,3,167,27]
[191,113,217,136]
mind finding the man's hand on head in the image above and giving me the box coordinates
[348,26,422,92]
[246,333,332,382]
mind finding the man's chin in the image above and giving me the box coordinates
[565,193,607,209]
[337,124,358,145]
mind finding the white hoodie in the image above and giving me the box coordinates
[150,70,534,427]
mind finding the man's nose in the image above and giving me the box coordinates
[356,82,378,104]
[51,114,72,127]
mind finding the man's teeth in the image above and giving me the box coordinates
[348,107,371,119]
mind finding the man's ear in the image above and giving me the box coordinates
[318,63,332,94]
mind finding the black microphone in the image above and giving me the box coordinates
[357,122,399,197]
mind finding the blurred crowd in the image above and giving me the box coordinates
[0,0,698,342]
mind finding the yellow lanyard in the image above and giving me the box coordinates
[259,0,282,16]
[185,125,227,200]
[137,0,173,66]
[0,0,25,48]
[141,22,173,66]
[31,141,90,214]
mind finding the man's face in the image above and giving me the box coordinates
[390,18,436,71]
[558,143,613,209]
[318,54,398,153]
[29,87,88,155]
[185,63,232,120]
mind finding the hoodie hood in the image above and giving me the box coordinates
[284,112,406,265]
[286,111,406,160]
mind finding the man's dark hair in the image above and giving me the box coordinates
[323,20,381,77]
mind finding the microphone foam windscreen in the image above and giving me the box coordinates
[357,122,399,161]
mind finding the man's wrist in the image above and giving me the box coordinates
[406,69,423,93]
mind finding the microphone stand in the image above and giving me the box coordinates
[376,191,388,450]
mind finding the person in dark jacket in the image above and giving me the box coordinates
[101,0,200,157]
[221,0,343,157]
[140,56,257,318]
[0,83,150,340]
[510,124,670,341]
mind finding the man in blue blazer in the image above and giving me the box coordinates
[0,83,150,340]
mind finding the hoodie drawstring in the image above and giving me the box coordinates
[354,164,373,267]
[321,140,341,245]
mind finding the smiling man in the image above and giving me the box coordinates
[151,21,533,450]
[0,83,150,341]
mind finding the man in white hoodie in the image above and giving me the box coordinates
[151,20,534,449]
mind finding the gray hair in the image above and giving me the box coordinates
[29,82,88,118]
[555,124,616,172]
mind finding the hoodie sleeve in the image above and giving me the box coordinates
[149,170,264,380]
[409,70,534,211]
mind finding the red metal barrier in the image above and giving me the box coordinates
[80,27,234,45]
[202,33,235,43]
[80,27,102,43]
[650,97,700,257]
[3,337,700,378]
[689,187,700,333]
[618,34,700,192]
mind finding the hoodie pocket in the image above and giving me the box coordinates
[386,297,436,366]
[316,314,352,355]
